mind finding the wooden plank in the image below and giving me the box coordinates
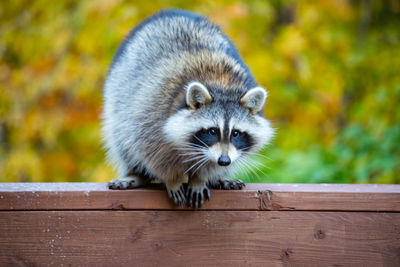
[2,182,399,192]
[0,211,399,266]
[0,183,399,211]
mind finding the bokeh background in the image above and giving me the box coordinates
[1,0,399,183]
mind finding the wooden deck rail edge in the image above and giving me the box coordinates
[1,183,399,211]
[1,183,400,266]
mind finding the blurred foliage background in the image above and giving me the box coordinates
[0,0,399,184]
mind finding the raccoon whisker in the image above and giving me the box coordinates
[233,157,252,175]
[192,162,208,177]
[178,151,205,157]
[245,158,266,175]
[240,151,270,172]
[192,159,209,176]
[175,149,205,155]
[177,147,203,152]
[185,158,208,175]
[180,142,206,150]
[188,143,206,149]
[244,156,270,170]
[180,153,204,163]
[239,160,255,177]
[182,155,207,163]
[176,142,203,148]
[178,148,202,152]
[242,151,271,161]
[193,135,209,148]
[242,155,264,165]
[255,162,270,171]
[234,159,263,182]
[175,147,205,153]
[235,161,254,178]
[236,157,259,178]
[233,159,249,175]
[178,152,205,157]
[184,157,208,174]
[252,159,270,169]
[178,151,205,156]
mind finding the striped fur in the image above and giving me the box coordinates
[102,9,273,208]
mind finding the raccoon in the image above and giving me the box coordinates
[102,9,273,208]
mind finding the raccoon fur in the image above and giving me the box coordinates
[102,9,273,208]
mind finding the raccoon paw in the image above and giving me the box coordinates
[186,184,210,209]
[209,179,245,190]
[108,176,145,190]
[167,184,186,206]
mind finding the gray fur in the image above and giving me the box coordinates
[102,9,273,208]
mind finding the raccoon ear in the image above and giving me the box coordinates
[240,87,268,115]
[186,82,213,109]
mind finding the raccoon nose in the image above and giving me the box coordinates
[218,156,231,166]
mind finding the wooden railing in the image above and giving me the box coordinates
[0,183,399,266]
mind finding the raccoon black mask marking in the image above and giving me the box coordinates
[192,127,253,166]
[103,9,274,208]
[192,128,220,148]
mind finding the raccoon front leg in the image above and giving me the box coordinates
[207,177,245,190]
[187,176,210,208]
[166,181,186,206]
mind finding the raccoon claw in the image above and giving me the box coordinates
[210,179,245,190]
[167,184,186,206]
[187,184,210,208]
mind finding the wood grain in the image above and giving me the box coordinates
[1,183,399,266]
[0,211,399,266]
[0,183,399,211]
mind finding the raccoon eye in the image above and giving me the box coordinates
[232,130,241,137]
[208,128,217,135]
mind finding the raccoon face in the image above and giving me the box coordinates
[191,126,253,166]
[163,81,273,170]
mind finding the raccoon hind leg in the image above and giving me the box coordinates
[108,165,153,190]
[108,175,148,189]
